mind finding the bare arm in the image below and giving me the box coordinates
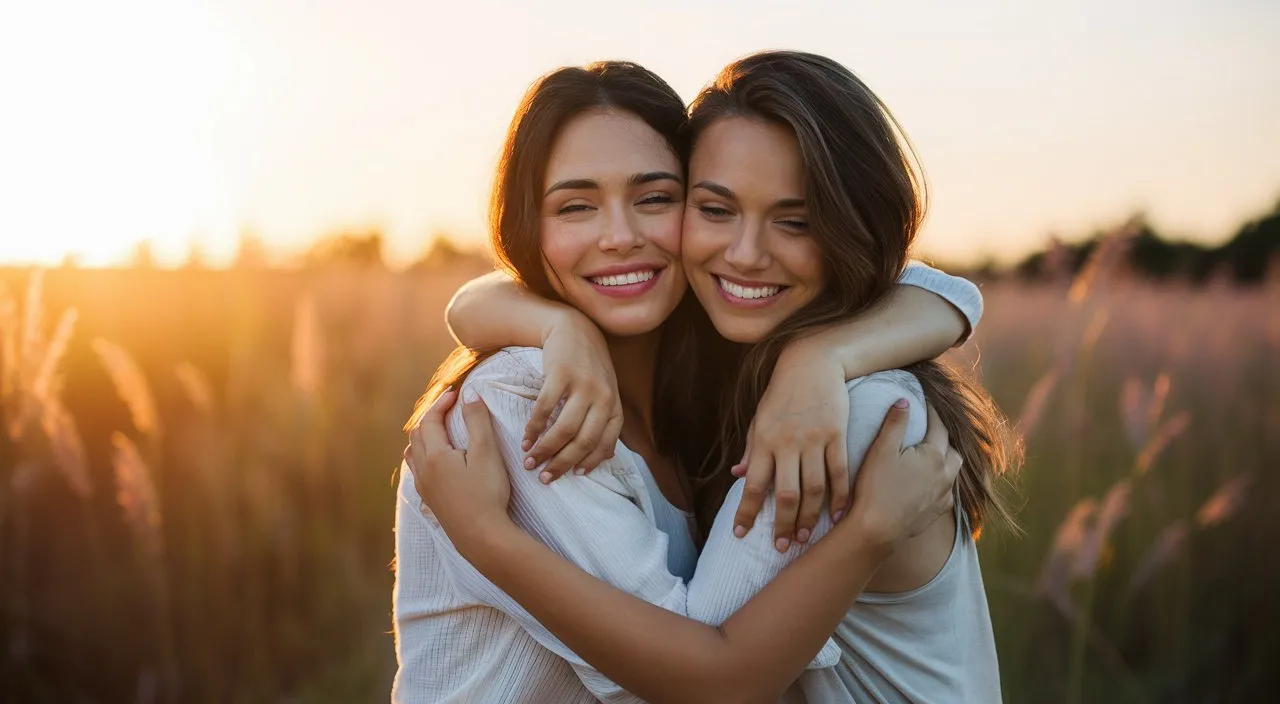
[446,271,573,349]
[466,506,891,704]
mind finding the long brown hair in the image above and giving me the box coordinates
[403,62,713,477]
[687,51,1021,538]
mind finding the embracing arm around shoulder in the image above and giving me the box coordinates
[731,261,980,543]
[446,271,623,475]
[408,369,959,704]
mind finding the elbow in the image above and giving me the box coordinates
[444,286,475,346]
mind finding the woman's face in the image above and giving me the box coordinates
[681,116,825,343]
[540,108,686,338]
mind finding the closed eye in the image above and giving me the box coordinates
[637,193,676,206]
[777,219,809,232]
[698,205,733,218]
[558,204,594,215]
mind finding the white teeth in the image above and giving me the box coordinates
[590,270,656,287]
[717,276,781,300]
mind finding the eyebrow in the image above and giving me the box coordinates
[694,180,805,209]
[545,171,683,197]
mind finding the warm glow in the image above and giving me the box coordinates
[1,1,238,266]
[0,0,1276,267]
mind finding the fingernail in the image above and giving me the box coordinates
[833,510,844,523]
[524,457,536,470]
[539,471,553,484]
[775,537,790,552]
[796,528,810,543]
[522,439,532,452]
[893,398,909,408]
[573,467,585,476]
[733,525,746,538]
[464,388,480,404]
[730,464,745,477]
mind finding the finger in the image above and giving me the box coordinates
[732,453,774,539]
[544,405,608,480]
[825,437,851,524]
[528,396,591,475]
[577,414,623,473]
[524,376,567,453]
[461,391,498,460]
[795,446,827,543]
[771,452,801,550]
[922,402,950,453]
[866,398,911,464]
[412,388,459,452]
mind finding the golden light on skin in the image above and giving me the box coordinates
[0,0,238,267]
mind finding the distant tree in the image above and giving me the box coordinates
[303,229,386,269]
[1218,200,1280,284]
[129,240,157,269]
[233,229,270,270]
[405,233,490,273]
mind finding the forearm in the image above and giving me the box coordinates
[461,518,893,704]
[795,284,968,380]
[445,271,581,349]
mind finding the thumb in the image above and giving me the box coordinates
[461,389,498,460]
[867,398,911,462]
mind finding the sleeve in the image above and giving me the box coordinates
[897,260,983,343]
[685,371,928,664]
[417,348,689,702]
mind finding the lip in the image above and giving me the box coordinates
[711,273,788,309]
[584,267,665,299]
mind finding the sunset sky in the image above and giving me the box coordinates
[1,0,1277,267]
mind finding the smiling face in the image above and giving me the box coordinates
[681,116,825,343]
[539,108,687,338]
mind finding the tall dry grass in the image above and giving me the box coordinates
[0,253,1275,702]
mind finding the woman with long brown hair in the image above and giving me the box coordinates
[394,59,978,702]
[408,51,1018,703]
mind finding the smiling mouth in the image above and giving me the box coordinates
[715,275,785,302]
[588,269,657,287]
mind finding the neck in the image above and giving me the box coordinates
[606,329,660,433]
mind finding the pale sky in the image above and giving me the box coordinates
[1,0,1277,267]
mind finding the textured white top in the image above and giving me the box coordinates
[392,263,987,703]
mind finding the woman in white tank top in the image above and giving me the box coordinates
[399,55,1010,703]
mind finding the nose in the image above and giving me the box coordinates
[598,201,645,254]
[722,219,771,272]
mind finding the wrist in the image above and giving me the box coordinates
[782,330,859,380]
[841,509,903,563]
[542,306,598,346]
[450,512,520,564]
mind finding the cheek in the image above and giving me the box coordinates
[679,213,716,268]
[786,238,826,289]
[539,220,588,294]
[641,211,683,260]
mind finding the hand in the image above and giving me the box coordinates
[847,400,962,551]
[522,312,623,481]
[404,388,513,550]
[732,343,850,548]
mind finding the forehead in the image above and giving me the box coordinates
[691,117,805,196]
[544,109,679,189]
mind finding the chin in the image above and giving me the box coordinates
[709,316,770,344]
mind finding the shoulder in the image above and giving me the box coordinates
[843,370,927,451]
[459,346,546,396]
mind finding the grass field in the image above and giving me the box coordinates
[2,257,1276,703]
